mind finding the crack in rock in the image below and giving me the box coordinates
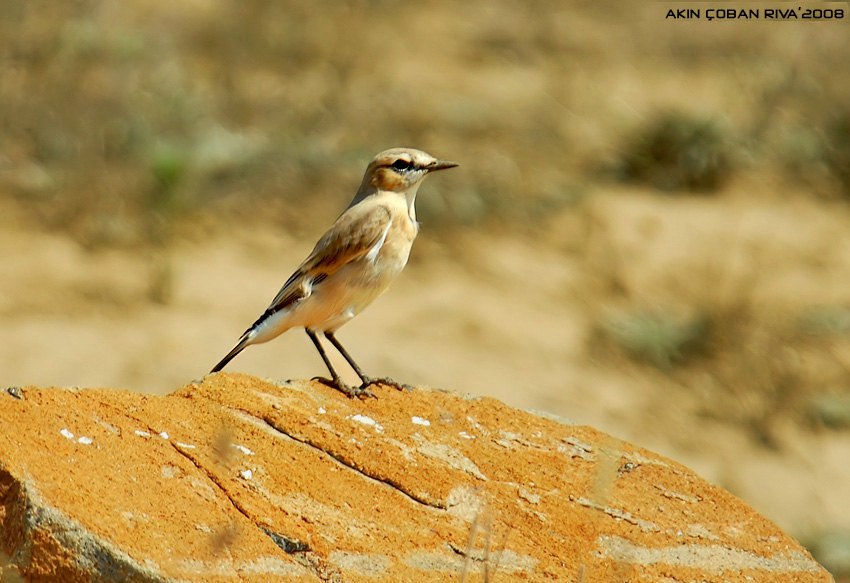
[447,543,539,575]
[167,439,339,582]
[572,495,660,533]
[261,527,309,553]
[257,414,447,510]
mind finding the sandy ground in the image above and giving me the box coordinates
[2,176,849,554]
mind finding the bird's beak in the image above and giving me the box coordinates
[427,160,459,172]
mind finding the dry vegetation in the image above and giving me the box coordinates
[2,1,850,578]
[6,1,844,244]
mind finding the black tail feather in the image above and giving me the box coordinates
[211,338,249,373]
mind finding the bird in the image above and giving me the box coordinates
[210,147,458,397]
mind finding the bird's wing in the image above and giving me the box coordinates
[304,203,393,273]
[262,203,393,316]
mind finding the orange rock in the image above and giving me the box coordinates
[0,375,833,582]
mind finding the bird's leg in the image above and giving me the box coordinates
[305,330,373,398]
[322,331,370,383]
[323,331,413,392]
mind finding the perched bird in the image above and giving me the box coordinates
[211,148,458,397]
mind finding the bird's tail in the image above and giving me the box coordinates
[210,336,251,373]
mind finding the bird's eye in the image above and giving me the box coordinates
[391,159,412,171]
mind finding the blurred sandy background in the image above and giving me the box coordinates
[2,1,850,577]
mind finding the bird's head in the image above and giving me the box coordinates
[364,148,458,194]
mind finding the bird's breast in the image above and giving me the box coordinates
[294,201,418,332]
[373,213,417,269]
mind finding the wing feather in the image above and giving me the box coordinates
[259,203,393,319]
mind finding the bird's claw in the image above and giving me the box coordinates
[363,377,413,392]
[336,386,374,399]
[312,376,375,399]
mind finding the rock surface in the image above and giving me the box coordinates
[0,375,834,582]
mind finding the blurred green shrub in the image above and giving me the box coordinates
[798,307,850,336]
[597,308,711,369]
[824,112,850,199]
[809,530,850,581]
[806,393,850,429]
[615,113,733,192]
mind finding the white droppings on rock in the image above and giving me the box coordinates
[176,442,196,449]
[60,429,74,440]
[158,431,169,440]
[232,444,255,456]
[411,416,430,426]
[240,469,253,480]
[350,414,375,426]
[78,436,93,445]
[318,407,326,414]
[134,430,151,438]
[349,414,384,433]
[458,431,475,439]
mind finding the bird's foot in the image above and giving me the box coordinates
[363,377,414,392]
[312,376,375,399]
